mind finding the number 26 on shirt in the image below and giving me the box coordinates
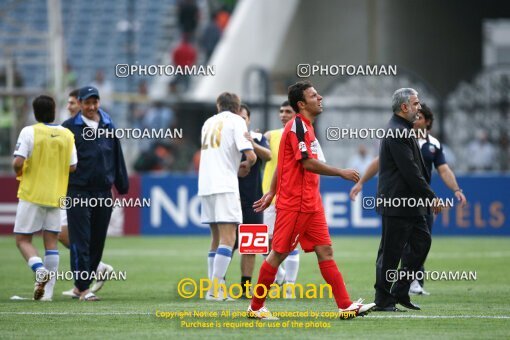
[201,120,223,150]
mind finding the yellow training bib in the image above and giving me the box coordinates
[262,129,283,196]
[17,123,75,207]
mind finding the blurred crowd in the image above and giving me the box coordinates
[1,0,509,176]
[169,0,231,94]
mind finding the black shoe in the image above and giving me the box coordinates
[395,297,421,310]
[372,305,407,312]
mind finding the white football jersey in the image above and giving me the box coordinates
[198,111,253,196]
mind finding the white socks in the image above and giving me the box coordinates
[208,245,232,295]
[96,261,106,273]
[264,249,300,285]
[28,256,44,272]
[43,250,59,299]
[283,250,300,284]
[275,264,286,285]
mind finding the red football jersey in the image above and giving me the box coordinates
[275,114,324,213]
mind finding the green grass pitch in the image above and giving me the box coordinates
[0,236,509,339]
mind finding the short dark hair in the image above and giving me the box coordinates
[216,92,241,113]
[419,103,434,130]
[69,89,79,98]
[288,81,313,113]
[240,103,251,117]
[32,95,55,123]
[281,100,290,107]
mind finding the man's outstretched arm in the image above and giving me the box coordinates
[301,158,360,183]
[253,167,278,213]
[349,157,379,201]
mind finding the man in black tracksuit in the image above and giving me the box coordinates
[62,86,129,300]
[373,88,440,312]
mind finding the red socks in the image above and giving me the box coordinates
[250,260,278,311]
[250,259,351,310]
[319,259,352,309]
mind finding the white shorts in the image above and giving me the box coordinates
[264,204,277,236]
[201,192,242,224]
[60,209,68,226]
[14,200,61,234]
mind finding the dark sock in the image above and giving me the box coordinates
[241,276,251,294]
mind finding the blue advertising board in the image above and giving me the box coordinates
[141,174,509,236]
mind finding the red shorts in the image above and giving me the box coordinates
[271,208,332,253]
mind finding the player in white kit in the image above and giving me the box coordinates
[198,92,257,300]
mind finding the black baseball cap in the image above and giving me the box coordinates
[78,86,100,100]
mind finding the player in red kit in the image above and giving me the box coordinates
[247,81,375,320]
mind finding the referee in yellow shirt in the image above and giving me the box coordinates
[13,95,77,300]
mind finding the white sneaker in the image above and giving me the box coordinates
[90,263,113,293]
[205,293,224,301]
[34,268,50,301]
[223,292,236,302]
[62,288,80,298]
[409,280,426,295]
[42,280,55,301]
[339,298,376,319]
[42,271,57,301]
[247,306,279,320]
[205,288,236,301]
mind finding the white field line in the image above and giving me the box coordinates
[0,311,508,319]
[102,249,510,259]
[368,315,510,319]
[0,311,151,315]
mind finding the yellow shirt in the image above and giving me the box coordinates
[262,128,283,197]
[17,123,75,207]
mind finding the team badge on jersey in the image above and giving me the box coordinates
[298,141,307,153]
[310,140,319,154]
[429,144,436,154]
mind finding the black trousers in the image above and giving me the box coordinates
[401,213,434,286]
[374,215,431,307]
[67,189,113,292]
